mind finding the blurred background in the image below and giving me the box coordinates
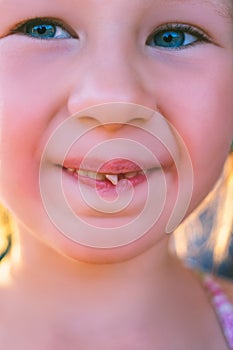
[173,153,233,280]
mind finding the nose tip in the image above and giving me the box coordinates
[66,57,157,126]
[67,83,155,120]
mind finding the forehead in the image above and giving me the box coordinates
[0,0,231,7]
[0,0,232,20]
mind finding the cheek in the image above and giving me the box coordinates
[152,52,233,209]
[183,73,232,205]
[0,45,50,205]
[0,38,70,136]
[0,40,71,178]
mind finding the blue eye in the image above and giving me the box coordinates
[152,31,186,48]
[27,23,61,39]
[11,18,78,40]
[147,24,209,49]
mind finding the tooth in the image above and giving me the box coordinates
[95,173,106,181]
[77,169,88,177]
[67,168,75,172]
[88,171,105,181]
[105,174,119,185]
[124,172,138,179]
[87,171,98,180]
[76,169,106,181]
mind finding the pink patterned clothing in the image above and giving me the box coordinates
[203,274,233,350]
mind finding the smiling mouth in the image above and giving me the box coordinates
[63,167,144,185]
[60,157,161,190]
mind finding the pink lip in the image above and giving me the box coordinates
[60,157,161,196]
[62,167,148,196]
[62,157,156,174]
[99,159,142,174]
[60,158,155,196]
[62,157,162,174]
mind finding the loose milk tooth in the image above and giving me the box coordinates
[105,174,119,185]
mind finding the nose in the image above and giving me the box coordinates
[67,43,156,130]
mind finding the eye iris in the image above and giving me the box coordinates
[27,24,56,38]
[154,31,185,47]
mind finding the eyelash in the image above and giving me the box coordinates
[10,17,79,40]
[9,18,210,50]
[146,23,210,49]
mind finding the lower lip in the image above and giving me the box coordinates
[62,168,147,195]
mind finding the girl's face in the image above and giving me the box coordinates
[0,0,233,262]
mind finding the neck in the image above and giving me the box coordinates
[5,222,185,342]
[11,222,175,288]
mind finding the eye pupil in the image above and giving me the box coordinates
[37,26,47,35]
[163,34,173,43]
[27,24,56,38]
[148,30,185,48]
[160,31,184,47]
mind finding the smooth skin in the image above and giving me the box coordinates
[0,0,233,348]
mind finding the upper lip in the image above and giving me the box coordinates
[61,157,159,174]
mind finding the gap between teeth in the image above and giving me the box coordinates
[66,168,142,185]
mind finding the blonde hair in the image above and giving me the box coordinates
[173,153,233,268]
[0,204,13,261]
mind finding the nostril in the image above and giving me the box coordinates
[68,102,155,131]
[74,115,127,131]
[74,115,100,127]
